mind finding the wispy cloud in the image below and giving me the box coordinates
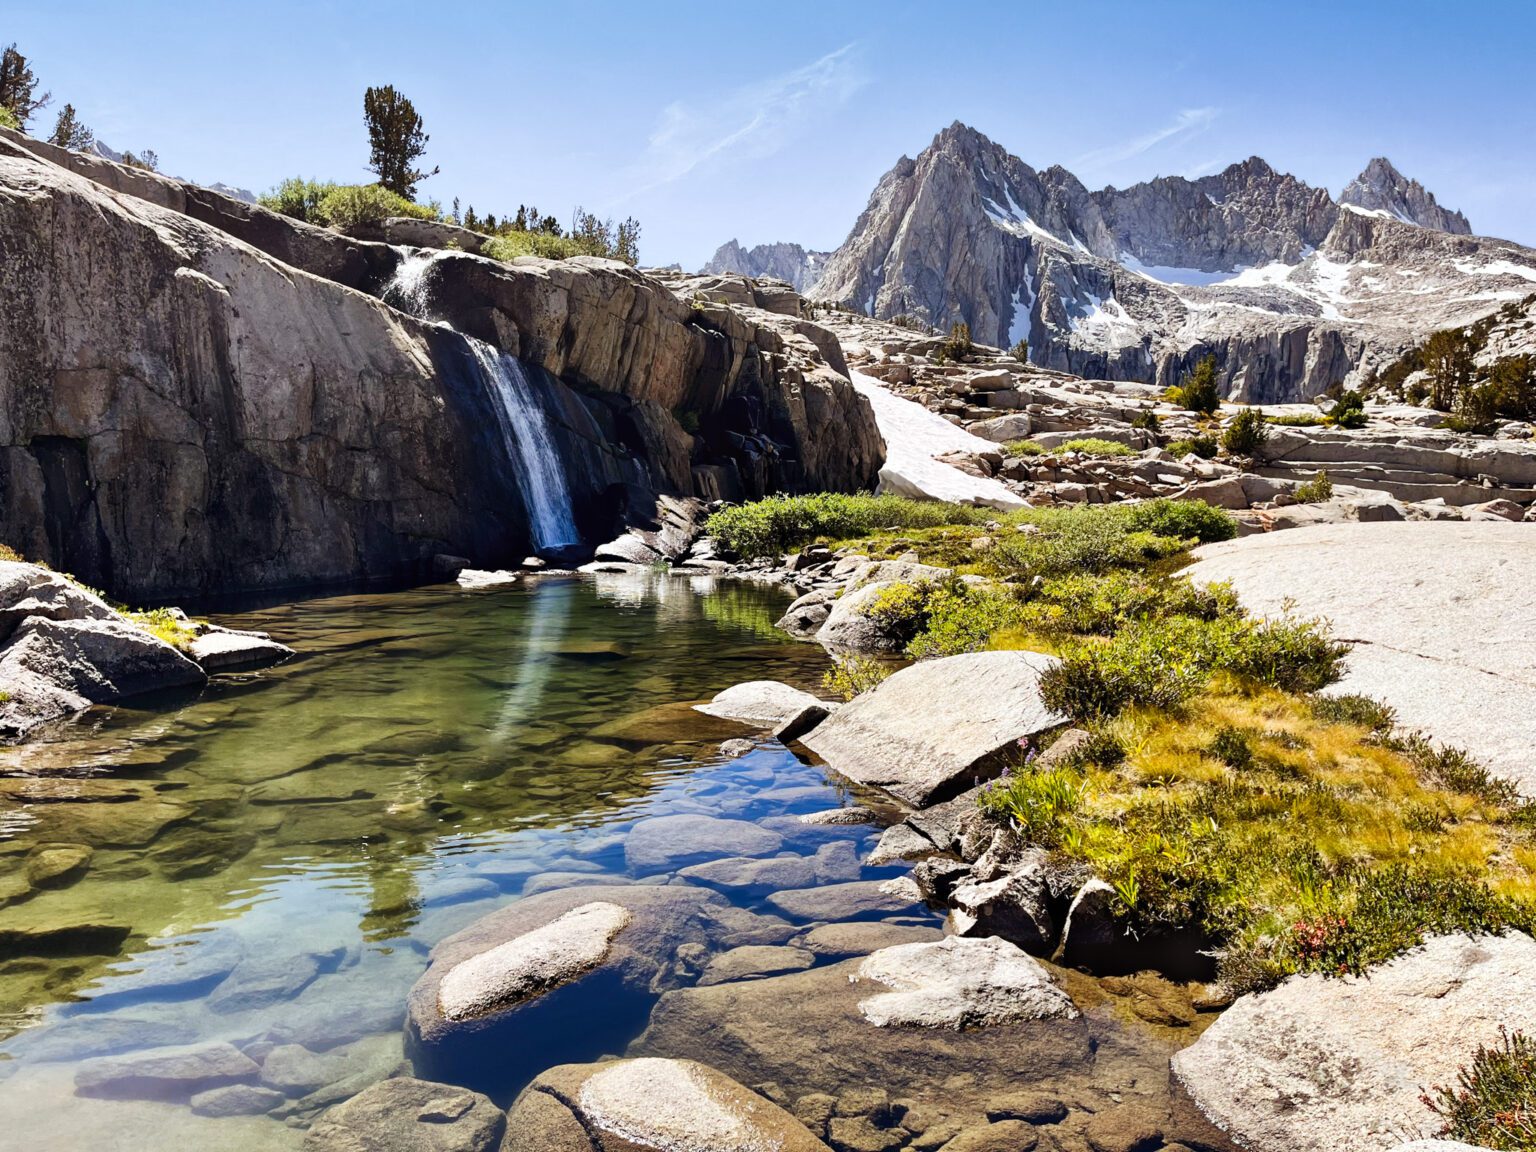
[613,44,867,203]
[1073,107,1220,172]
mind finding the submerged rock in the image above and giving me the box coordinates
[75,1041,260,1100]
[800,651,1064,807]
[1171,932,1536,1152]
[405,884,786,1096]
[766,879,925,922]
[304,1077,505,1152]
[634,954,1092,1109]
[503,1058,832,1151]
[623,813,783,873]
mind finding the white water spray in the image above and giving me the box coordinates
[465,337,581,552]
[382,248,452,317]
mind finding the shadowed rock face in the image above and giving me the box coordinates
[0,133,882,600]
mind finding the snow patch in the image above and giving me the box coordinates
[1120,252,1240,288]
[1453,259,1536,283]
[851,372,1023,510]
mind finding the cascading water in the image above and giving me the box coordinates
[464,336,582,552]
[382,247,450,317]
[379,247,582,555]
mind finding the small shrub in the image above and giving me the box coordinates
[1020,571,1239,637]
[1040,623,1208,720]
[1131,410,1161,435]
[482,230,591,262]
[1208,726,1255,770]
[1310,693,1396,734]
[1167,435,1218,459]
[0,106,20,131]
[1293,470,1334,503]
[1121,499,1237,543]
[979,761,1087,844]
[1010,338,1029,363]
[1426,1027,1536,1150]
[1222,408,1271,458]
[943,321,973,361]
[1266,412,1327,427]
[122,607,198,651]
[1004,440,1049,457]
[1215,615,1348,694]
[905,583,1026,660]
[1072,727,1128,769]
[317,184,437,230]
[0,542,23,562]
[258,177,339,224]
[864,581,936,648]
[1060,437,1135,458]
[1172,356,1222,415]
[821,655,892,701]
[1329,389,1368,429]
[1386,731,1520,808]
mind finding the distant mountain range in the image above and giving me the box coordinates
[705,122,1535,401]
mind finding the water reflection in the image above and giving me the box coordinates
[0,573,895,1150]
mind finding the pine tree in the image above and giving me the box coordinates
[0,43,50,128]
[362,85,438,199]
[48,102,92,150]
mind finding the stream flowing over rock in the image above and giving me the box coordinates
[0,129,881,600]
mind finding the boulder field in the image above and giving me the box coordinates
[0,129,882,601]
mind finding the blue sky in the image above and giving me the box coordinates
[6,0,1533,268]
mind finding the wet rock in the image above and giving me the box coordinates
[589,701,749,747]
[985,1093,1068,1124]
[1058,879,1118,969]
[502,1057,832,1152]
[719,737,756,758]
[521,871,635,897]
[698,945,816,986]
[854,936,1077,1028]
[867,823,936,865]
[75,1041,260,1100]
[208,944,346,1013]
[940,1120,1040,1151]
[680,840,861,892]
[767,880,925,922]
[1083,1105,1165,1152]
[406,884,784,1095]
[799,807,877,826]
[421,876,499,907]
[798,922,945,958]
[259,1035,402,1098]
[1171,932,1536,1152]
[16,1015,200,1063]
[24,843,92,888]
[829,1114,906,1150]
[800,651,1064,807]
[813,581,908,656]
[187,626,294,673]
[189,1083,286,1117]
[83,933,244,1007]
[457,569,519,589]
[695,680,833,728]
[304,1077,505,1152]
[636,955,1093,1110]
[624,813,782,873]
[777,590,836,640]
[949,851,1055,953]
[775,700,835,743]
[0,917,131,961]
[911,857,972,904]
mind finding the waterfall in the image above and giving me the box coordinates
[382,248,450,318]
[464,337,581,552]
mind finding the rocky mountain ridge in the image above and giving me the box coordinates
[703,239,830,293]
[807,122,1534,401]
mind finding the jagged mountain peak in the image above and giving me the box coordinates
[1339,157,1472,234]
[700,239,830,293]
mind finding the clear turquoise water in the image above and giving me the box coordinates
[0,572,918,1149]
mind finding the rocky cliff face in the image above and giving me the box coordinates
[701,240,830,293]
[1339,157,1472,234]
[0,131,882,600]
[811,122,1522,401]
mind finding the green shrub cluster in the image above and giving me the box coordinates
[1039,612,1346,722]
[821,655,892,701]
[1060,437,1135,458]
[0,105,18,130]
[1167,435,1218,459]
[1293,470,1334,503]
[703,493,994,560]
[258,179,437,228]
[1329,388,1368,429]
[1004,440,1050,457]
[1266,412,1326,427]
[1167,356,1222,415]
[1221,408,1271,457]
